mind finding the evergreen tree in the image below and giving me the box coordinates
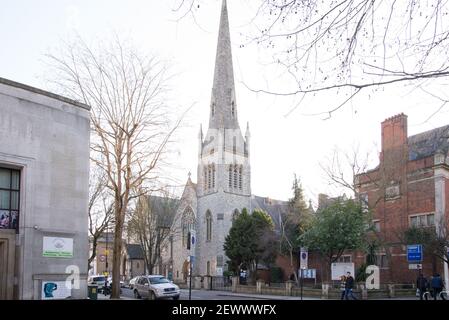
[280,175,312,283]
[224,208,277,282]
[301,199,370,282]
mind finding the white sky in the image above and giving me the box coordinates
[1,0,448,205]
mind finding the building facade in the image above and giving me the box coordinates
[89,232,115,278]
[121,244,145,281]
[355,113,449,284]
[0,78,90,299]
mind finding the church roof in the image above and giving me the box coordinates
[251,195,289,232]
[408,124,449,161]
[145,195,180,228]
[125,243,144,260]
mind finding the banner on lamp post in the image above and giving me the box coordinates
[300,248,308,269]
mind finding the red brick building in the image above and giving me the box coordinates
[354,113,449,284]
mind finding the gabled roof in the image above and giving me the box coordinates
[251,195,289,232]
[408,124,449,161]
[126,244,144,260]
[145,195,180,228]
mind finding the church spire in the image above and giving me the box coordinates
[209,0,239,129]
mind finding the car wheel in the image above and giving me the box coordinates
[149,291,156,300]
[173,295,180,301]
[134,290,141,299]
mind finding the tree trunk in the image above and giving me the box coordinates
[88,240,98,271]
[111,201,124,299]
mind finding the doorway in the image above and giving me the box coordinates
[0,232,15,300]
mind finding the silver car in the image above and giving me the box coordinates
[133,275,180,300]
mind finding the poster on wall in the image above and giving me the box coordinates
[331,262,355,280]
[42,236,74,258]
[41,281,71,299]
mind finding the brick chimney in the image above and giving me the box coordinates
[380,113,408,170]
[380,113,408,164]
[381,113,408,151]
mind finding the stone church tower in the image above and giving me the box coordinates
[195,0,251,276]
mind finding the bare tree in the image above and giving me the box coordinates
[88,165,114,271]
[127,190,180,275]
[399,218,449,276]
[175,1,449,118]
[321,145,408,280]
[47,37,184,298]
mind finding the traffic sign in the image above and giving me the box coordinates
[407,244,423,262]
[409,264,422,270]
[299,268,316,279]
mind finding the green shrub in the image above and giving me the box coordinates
[270,267,284,283]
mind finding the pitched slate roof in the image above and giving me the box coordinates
[251,195,289,232]
[408,125,449,161]
[145,195,180,228]
[126,244,144,260]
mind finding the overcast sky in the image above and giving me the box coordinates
[1,0,448,204]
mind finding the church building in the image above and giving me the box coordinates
[167,0,289,282]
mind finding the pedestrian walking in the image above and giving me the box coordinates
[416,273,428,300]
[431,273,444,300]
[344,272,357,300]
[340,275,347,300]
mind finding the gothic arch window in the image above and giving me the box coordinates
[239,166,243,190]
[231,101,235,117]
[206,210,212,242]
[212,164,216,189]
[212,102,215,116]
[228,165,232,188]
[206,261,211,275]
[182,207,195,248]
[232,209,240,224]
[233,136,236,154]
[233,165,238,189]
[207,165,212,190]
[203,168,208,191]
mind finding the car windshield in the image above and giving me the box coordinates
[93,277,106,282]
[149,277,170,284]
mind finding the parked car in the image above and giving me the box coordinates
[88,275,107,293]
[128,276,139,289]
[133,275,180,300]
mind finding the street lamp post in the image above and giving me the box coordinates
[187,229,196,301]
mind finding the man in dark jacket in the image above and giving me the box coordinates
[431,273,444,300]
[344,272,357,300]
[416,273,428,300]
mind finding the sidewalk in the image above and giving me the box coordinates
[216,292,315,300]
[97,293,134,300]
[216,291,417,300]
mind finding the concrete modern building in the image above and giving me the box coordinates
[0,77,90,299]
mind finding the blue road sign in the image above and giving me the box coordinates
[407,244,423,262]
[299,269,316,279]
